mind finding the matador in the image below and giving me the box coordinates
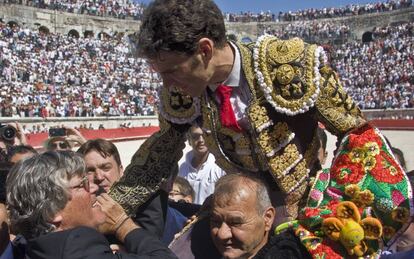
[109,33,365,223]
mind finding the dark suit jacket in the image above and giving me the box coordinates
[253,230,311,259]
[27,226,177,259]
[381,250,414,259]
[133,190,168,239]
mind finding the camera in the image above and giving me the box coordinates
[49,128,66,137]
[0,124,16,141]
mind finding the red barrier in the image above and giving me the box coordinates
[26,126,160,148]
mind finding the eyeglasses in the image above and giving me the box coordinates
[190,133,204,141]
[50,141,69,150]
[70,176,90,192]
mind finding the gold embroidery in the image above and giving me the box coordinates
[159,87,200,123]
[269,143,301,179]
[276,64,296,85]
[238,43,259,99]
[248,103,271,132]
[279,159,308,194]
[286,179,308,206]
[258,122,292,157]
[316,68,365,135]
[256,36,319,114]
[238,155,256,171]
[268,38,305,64]
[109,120,187,216]
[235,137,251,153]
[238,41,315,196]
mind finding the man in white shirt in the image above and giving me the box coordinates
[179,125,226,205]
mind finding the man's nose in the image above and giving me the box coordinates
[89,181,99,194]
[198,134,205,143]
[216,223,232,241]
[94,169,105,182]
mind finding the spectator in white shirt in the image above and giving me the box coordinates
[179,125,226,205]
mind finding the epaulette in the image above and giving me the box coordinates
[252,34,327,116]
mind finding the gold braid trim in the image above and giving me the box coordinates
[109,118,187,216]
[280,159,309,195]
[269,144,301,180]
[238,41,313,193]
[258,122,294,157]
[316,66,365,136]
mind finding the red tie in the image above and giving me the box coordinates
[216,84,242,132]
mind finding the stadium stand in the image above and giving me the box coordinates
[330,22,414,109]
[0,21,161,118]
[223,0,412,22]
[2,0,145,20]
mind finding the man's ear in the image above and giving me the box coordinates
[119,165,124,177]
[52,213,63,226]
[198,38,214,62]
[263,207,276,231]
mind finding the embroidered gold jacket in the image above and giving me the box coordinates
[109,36,365,216]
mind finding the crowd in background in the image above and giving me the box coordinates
[0,22,160,118]
[330,22,414,109]
[2,0,145,20]
[223,0,412,23]
[277,0,412,22]
[1,0,412,23]
[264,21,350,44]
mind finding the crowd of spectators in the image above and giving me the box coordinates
[2,0,145,20]
[223,0,412,23]
[264,21,350,44]
[330,22,414,109]
[0,22,161,118]
[224,10,276,23]
[278,0,412,22]
[2,0,412,23]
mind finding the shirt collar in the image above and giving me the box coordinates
[208,41,241,92]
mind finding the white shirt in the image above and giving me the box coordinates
[179,151,226,205]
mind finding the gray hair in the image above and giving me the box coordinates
[213,173,272,215]
[6,151,86,239]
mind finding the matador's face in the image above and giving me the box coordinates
[149,50,211,97]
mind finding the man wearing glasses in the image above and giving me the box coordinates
[6,151,177,259]
[179,125,226,205]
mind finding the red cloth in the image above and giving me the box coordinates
[216,84,242,132]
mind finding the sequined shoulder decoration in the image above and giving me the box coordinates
[253,34,327,116]
[158,86,201,124]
